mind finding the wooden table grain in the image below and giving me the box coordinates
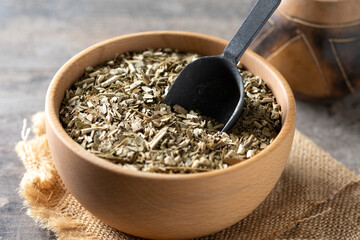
[1,0,359,239]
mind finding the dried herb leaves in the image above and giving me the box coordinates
[60,49,282,174]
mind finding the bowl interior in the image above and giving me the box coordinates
[46,31,295,177]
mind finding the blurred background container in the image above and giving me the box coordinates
[251,0,360,100]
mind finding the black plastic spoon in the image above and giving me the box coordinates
[163,0,281,132]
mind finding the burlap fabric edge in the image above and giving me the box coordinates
[15,112,360,240]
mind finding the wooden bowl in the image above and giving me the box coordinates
[45,31,296,239]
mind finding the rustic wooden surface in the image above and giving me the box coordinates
[0,0,359,239]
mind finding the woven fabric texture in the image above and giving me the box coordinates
[16,112,360,240]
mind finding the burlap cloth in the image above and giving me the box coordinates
[16,112,360,240]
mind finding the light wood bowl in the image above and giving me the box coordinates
[45,31,296,239]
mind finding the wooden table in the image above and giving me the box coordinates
[1,0,359,238]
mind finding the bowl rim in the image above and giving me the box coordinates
[45,30,296,180]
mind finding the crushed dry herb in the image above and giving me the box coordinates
[59,48,282,174]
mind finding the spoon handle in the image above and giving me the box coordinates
[221,0,281,64]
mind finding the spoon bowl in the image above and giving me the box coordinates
[163,56,244,132]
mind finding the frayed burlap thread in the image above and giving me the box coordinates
[16,112,360,240]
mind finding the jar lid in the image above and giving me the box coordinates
[278,0,360,28]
